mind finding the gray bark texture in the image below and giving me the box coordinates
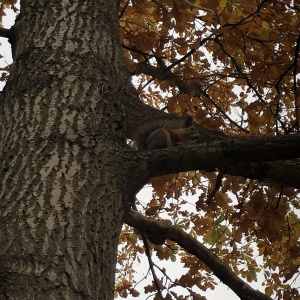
[0,1,131,299]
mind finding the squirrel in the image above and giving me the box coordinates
[131,114,200,150]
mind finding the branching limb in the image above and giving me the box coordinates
[123,209,273,300]
[133,61,249,133]
[165,34,220,71]
[223,0,268,28]
[214,39,266,104]
[214,38,291,132]
[121,44,151,60]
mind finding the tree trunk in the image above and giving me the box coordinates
[0,1,130,298]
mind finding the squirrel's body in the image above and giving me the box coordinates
[132,115,199,150]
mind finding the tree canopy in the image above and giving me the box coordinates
[118,1,300,299]
[0,0,299,299]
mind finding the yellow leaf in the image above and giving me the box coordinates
[262,21,269,29]
[219,0,227,10]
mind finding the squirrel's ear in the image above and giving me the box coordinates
[183,114,193,127]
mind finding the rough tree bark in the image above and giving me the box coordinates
[0,1,299,300]
[0,1,131,299]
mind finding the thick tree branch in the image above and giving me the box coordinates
[217,160,300,189]
[147,134,300,175]
[0,28,11,39]
[123,210,273,300]
[129,134,300,194]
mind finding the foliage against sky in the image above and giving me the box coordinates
[118,0,300,299]
[0,0,299,299]
[0,0,17,80]
[121,0,299,135]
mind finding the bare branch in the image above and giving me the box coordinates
[165,34,220,71]
[223,0,268,28]
[132,203,164,299]
[121,44,151,60]
[293,33,300,129]
[206,172,224,204]
[123,210,273,300]
[214,39,266,104]
[119,0,130,19]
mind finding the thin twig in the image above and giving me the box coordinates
[132,203,164,300]
[119,0,130,19]
[293,33,300,129]
[206,172,224,204]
